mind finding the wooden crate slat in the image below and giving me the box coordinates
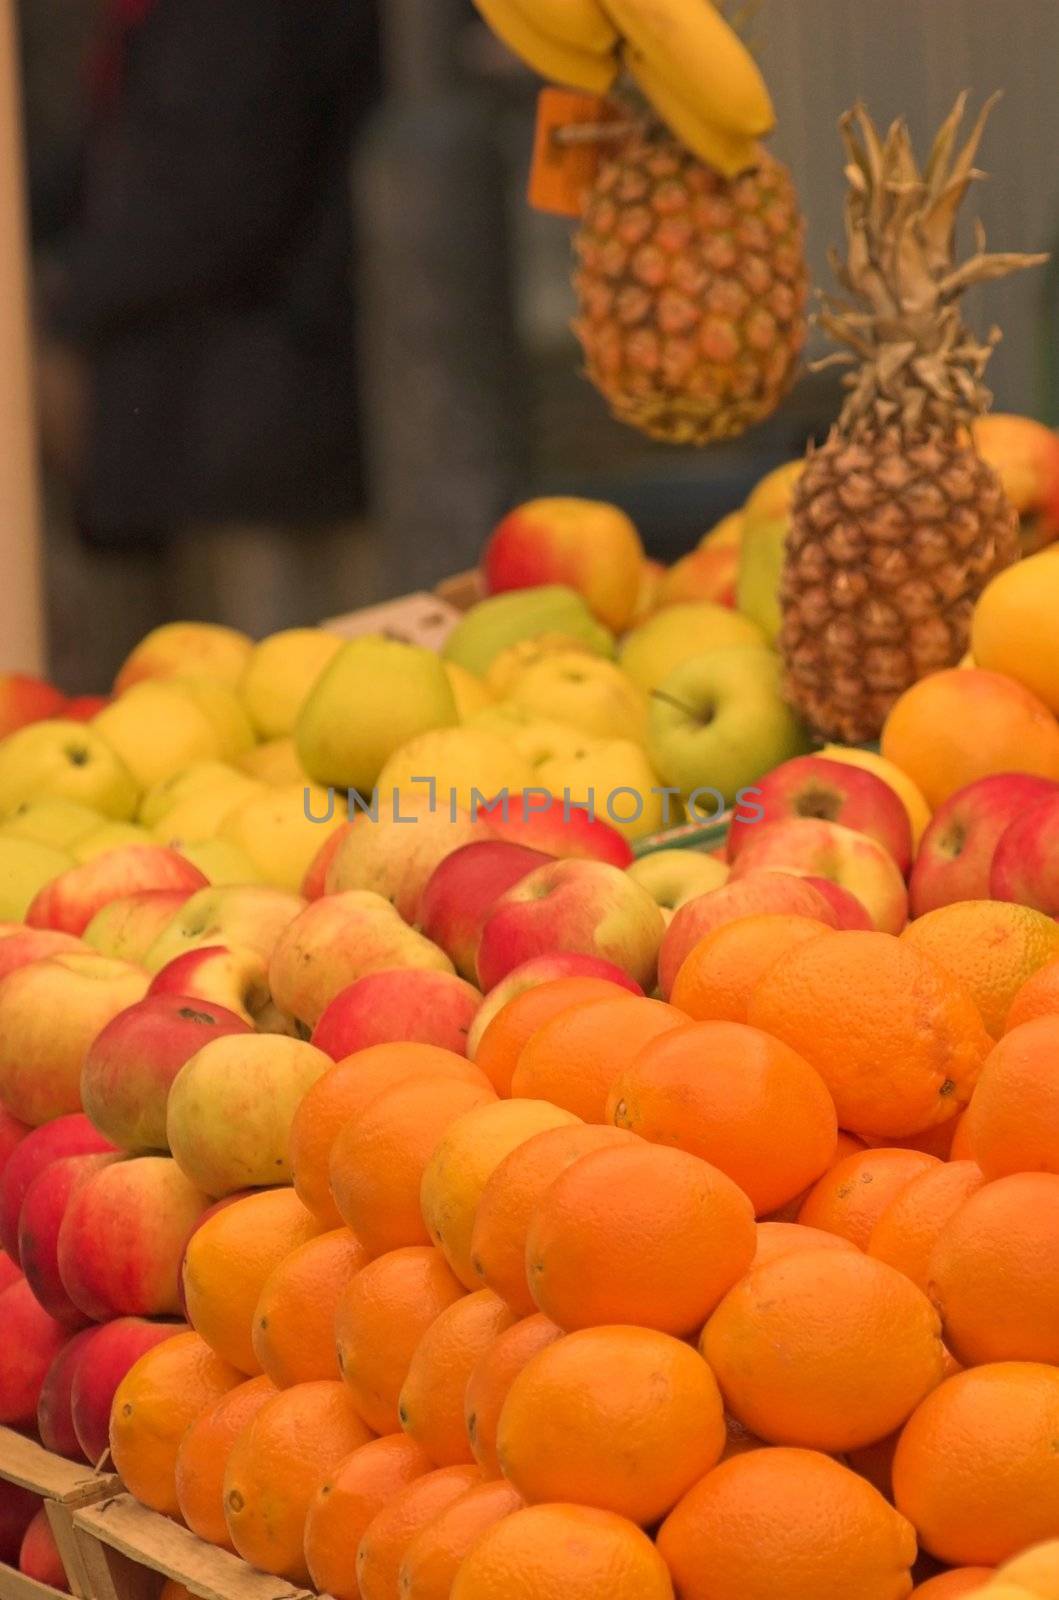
[0,1560,71,1600]
[0,1429,118,1507]
[321,592,465,650]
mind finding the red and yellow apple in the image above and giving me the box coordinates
[0,1276,69,1427]
[990,791,1059,915]
[728,817,908,934]
[143,885,305,973]
[69,1316,187,1465]
[727,754,913,875]
[311,968,482,1060]
[910,773,1059,916]
[82,890,196,964]
[19,1151,117,1326]
[483,792,633,867]
[418,840,553,981]
[114,621,253,694]
[465,952,643,1059]
[658,873,839,998]
[323,795,481,922]
[483,498,644,632]
[0,1113,116,1261]
[26,845,207,936]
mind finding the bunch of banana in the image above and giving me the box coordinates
[472,0,621,96]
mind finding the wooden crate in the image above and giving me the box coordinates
[0,1427,120,1600]
[71,1497,314,1600]
[320,590,467,651]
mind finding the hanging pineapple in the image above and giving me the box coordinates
[781,96,1046,744]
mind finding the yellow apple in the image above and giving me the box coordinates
[71,822,155,862]
[503,650,648,743]
[443,661,494,721]
[238,627,345,740]
[0,797,103,850]
[620,603,768,694]
[175,838,264,886]
[219,782,347,892]
[143,884,305,972]
[627,848,729,910]
[114,621,253,693]
[173,677,255,761]
[237,737,309,785]
[0,720,139,820]
[534,738,668,843]
[94,682,224,789]
[141,762,259,842]
[744,460,805,521]
[0,836,74,919]
[484,634,600,699]
[376,727,536,818]
[324,794,481,921]
[698,509,745,550]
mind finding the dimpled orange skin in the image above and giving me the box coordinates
[671,913,834,1024]
[304,1434,435,1600]
[798,1148,943,1250]
[496,1325,725,1527]
[753,1220,860,1268]
[868,1162,987,1294]
[901,901,1059,1040]
[252,1228,369,1387]
[464,1314,564,1478]
[398,1479,524,1600]
[398,1290,516,1467]
[658,1447,917,1600]
[450,1503,675,1600]
[525,1142,755,1337]
[702,1249,946,1454]
[328,1075,497,1255]
[893,1363,1059,1567]
[927,1173,1059,1367]
[356,1465,483,1600]
[606,1020,838,1216]
[910,1573,995,1598]
[470,1124,636,1315]
[174,1374,278,1547]
[335,1246,465,1436]
[508,996,689,1121]
[474,978,631,1095]
[1005,959,1059,1033]
[964,1017,1059,1178]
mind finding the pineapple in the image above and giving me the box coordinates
[781,97,1045,744]
[573,120,809,445]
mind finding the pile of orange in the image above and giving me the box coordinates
[106,918,1059,1599]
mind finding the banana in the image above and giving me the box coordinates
[600,0,775,139]
[473,0,620,94]
[508,0,620,56]
[624,44,761,176]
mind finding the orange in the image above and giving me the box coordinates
[881,667,1059,810]
[473,977,630,1095]
[866,1119,964,1158]
[463,1314,563,1479]
[289,1043,491,1226]
[335,1245,465,1436]
[329,1075,497,1255]
[399,1290,516,1467]
[902,901,1059,1038]
[893,1362,1059,1566]
[399,1479,523,1600]
[658,1447,918,1600]
[420,1099,580,1288]
[702,1249,945,1453]
[964,1017,1059,1178]
[252,1228,368,1387]
[950,1112,975,1161]
[671,913,833,1023]
[999,1541,1059,1595]
[928,1172,1059,1366]
[469,1124,634,1314]
[182,1187,324,1374]
[175,1374,278,1547]
[449,1504,674,1600]
[748,931,991,1139]
[607,1020,838,1216]
[497,1325,724,1526]
[356,1464,482,1600]
[911,1575,994,1598]
[109,1332,244,1516]
[868,1162,987,1293]
[1005,959,1059,1032]
[223,1379,373,1582]
[304,1435,434,1600]
[766,1128,868,1223]
[159,1585,195,1600]
[526,1142,755,1336]
[509,996,688,1121]
[798,1147,943,1250]
[753,1220,860,1268]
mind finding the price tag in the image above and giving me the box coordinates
[528,88,615,218]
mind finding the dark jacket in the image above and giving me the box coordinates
[56,0,378,535]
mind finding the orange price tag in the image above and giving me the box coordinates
[528,88,614,218]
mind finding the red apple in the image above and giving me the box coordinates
[801,875,874,931]
[19,1507,68,1591]
[658,873,840,999]
[81,992,251,1153]
[483,499,644,631]
[483,793,633,868]
[0,675,67,738]
[70,1316,187,1466]
[301,822,353,900]
[728,818,909,935]
[19,1152,117,1326]
[654,542,740,609]
[0,1253,20,1293]
[27,845,208,937]
[82,889,195,964]
[728,755,913,876]
[37,1325,101,1459]
[991,792,1059,914]
[0,1482,40,1567]
[64,695,110,721]
[147,944,269,1027]
[311,968,482,1059]
[0,1114,117,1262]
[418,841,553,981]
[0,930,85,983]
[910,773,1059,916]
[0,1276,69,1426]
[465,952,643,1059]
[0,1106,29,1184]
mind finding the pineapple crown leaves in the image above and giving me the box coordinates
[816,93,1048,431]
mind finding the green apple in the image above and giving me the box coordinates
[504,650,648,742]
[375,726,536,816]
[296,635,458,793]
[238,627,345,740]
[627,848,729,910]
[619,603,767,695]
[0,836,74,919]
[535,737,669,843]
[94,682,225,789]
[736,514,790,644]
[443,586,615,677]
[0,797,103,850]
[647,647,810,806]
[0,719,140,819]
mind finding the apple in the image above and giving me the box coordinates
[619,603,768,695]
[727,754,913,875]
[237,737,308,786]
[65,694,109,721]
[114,621,253,694]
[82,890,195,963]
[0,674,67,736]
[443,660,494,720]
[0,1276,69,1427]
[312,968,482,1059]
[973,412,1059,554]
[647,647,809,806]
[217,782,348,893]
[801,875,874,931]
[296,635,458,793]
[81,992,251,1153]
[70,821,153,861]
[37,1325,99,1458]
[141,760,260,841]
[909,773,1059,916]
[736,460,805,644]
[174,678,255,764]
[477,711,591,779]
[57,1155,209,1320]
[0,837,74,920]
[0,797,103,850]
[375,726,536,818]
[534,738,669,844]
[0,1106,28,1183]
[484,792,632,867]
[627,848,729,911]
[177,840,264,887]
[238,628,345,740]
[323,796,482,921]
[26,845,207,936]
[483,498,644,632]
[19,1152,117,1326]
[0,720,139,819]
[465,952,643,1059]
[658,873,839,999]
[815,744,932,850]
[475,858,664,993]
[268,890,454,1027]
[93,682,226,790]
[0,952,148,1125]
[631,558,665,624]
[166,1034,331,1195]
[0,1114,116,1261]
[655,542,740,610]
[0,1483,40,1568]
[501,650,648,745]
[484,635,601,699]
[302,822,352,900]
[990,792,1059,914]
[70,1315,186,1466]
[148,945,274,1028]
[443,586,614,678]
[143,884,306,973]
[418,841,553,980]
[728,817,908,934]
[19,1509,68,1587]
